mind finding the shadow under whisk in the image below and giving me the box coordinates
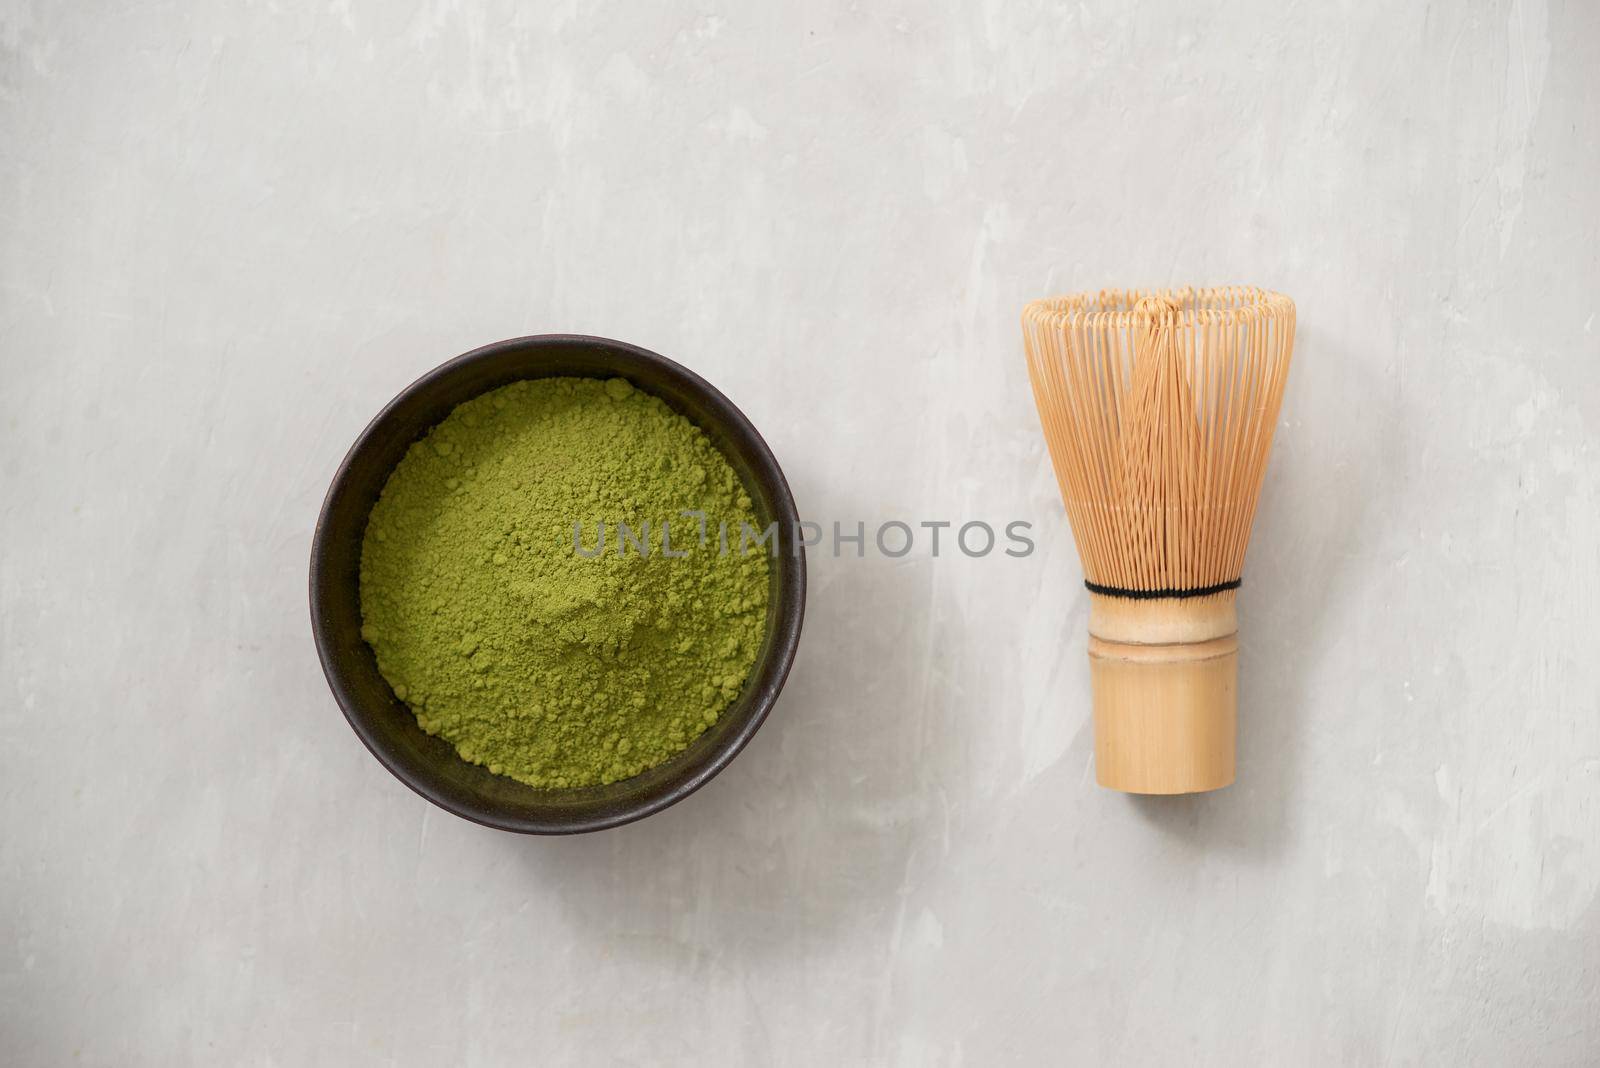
[1127,320,1391,857]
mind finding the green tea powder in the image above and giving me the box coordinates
[358,377,770,789]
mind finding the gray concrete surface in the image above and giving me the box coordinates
[2,1,1597,1064]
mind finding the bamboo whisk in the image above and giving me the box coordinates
[1022,287,1295,793]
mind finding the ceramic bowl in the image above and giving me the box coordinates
[309,335,805,834]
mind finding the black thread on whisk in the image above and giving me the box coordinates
[1084,578,1242,600]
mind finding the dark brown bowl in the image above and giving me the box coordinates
[309,335,806,834]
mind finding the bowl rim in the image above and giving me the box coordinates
[309,334,806,834]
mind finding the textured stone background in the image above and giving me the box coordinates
[3,2,1597,1064]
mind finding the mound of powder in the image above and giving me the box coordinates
[358,377,770,789]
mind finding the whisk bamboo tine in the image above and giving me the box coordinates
[1021,287,1296,794]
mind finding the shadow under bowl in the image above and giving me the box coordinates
[309,334,806,834]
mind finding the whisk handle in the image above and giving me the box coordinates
[1087,591,1239,794]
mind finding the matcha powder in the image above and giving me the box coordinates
[358,377,771,789]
